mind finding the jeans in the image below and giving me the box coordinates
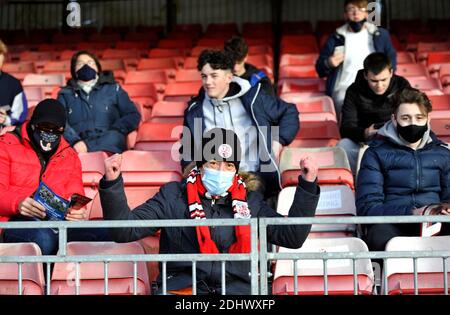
[2,216,112,255]
[337,138,363,176]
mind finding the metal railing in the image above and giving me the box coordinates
[1,215,450,295]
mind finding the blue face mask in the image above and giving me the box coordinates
[348,19,366,32]
[76,64,97,81]
[201,167,235,196]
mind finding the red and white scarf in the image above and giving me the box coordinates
[186,167,251,254]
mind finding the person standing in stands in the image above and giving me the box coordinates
[338,52,410,175]
[315,0,397,119]
[224,36,275,96]
[180,50,299,201]
[0,99,110,255]
[0,39,28,131]
[100,127,319,295]
[57,51,140,155]
[356,88,450,251]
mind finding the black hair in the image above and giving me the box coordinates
[363,52,393,75]
[70,50,102,79]
[224,36,248,63]
[197,49,234,72]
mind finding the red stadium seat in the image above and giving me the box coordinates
[279,54,319,67]
[52,32,84,44]
[279,78,326,94]
[248,45,273,55]
[76,42,111,51]
[23,87,44,104]
[196,38,225,47]
[281,21,314,35]
[246,54,273,69]
[206,23,238,33]
[115,41,150,50]
[429,95,450,110]
[384,236,450,295]
[408,77,443,95]
[281,35,318,51]
[102,49,142,60]
[124,70,170,85]
[396,63,429,79]
[148,48,186,59]
[134,122,183,151]
[122,84,159,120]
[430,117,450,143]
[183,57,198,69]
[397,52,416,64]
[2,61,36,74]
[279,65,318,80]
[427,51,450,65]
[174,69,201,82]
[41,60,71,74]
[157,38,194,49]
[279,147,353,189]
[149,101,187,124]
[101,59,126,72]
[273,238,374,295]
[163,81,202,102]
[22,73,65,87]
[51,242,150,295]
[19,51,55,62]
[0,243,45,295]
[124,32,159,46]
[190,46,221,57]
[137,58,178,71]
[277,185,356,235]
[280,95,337,122]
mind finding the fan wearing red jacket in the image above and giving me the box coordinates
[0,99,109,255]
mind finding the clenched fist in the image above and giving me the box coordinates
[104,153,122,181]
[300,156,318,182]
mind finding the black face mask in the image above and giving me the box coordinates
[76,64,97,81]
[348,19,366,32]
[397,123,428,143]
[32,129,61,155]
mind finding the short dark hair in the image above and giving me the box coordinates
[70,50,102,79]
[344,0,368,8]
[197,49,234,71]
[391,87,433,115]
[224,36,248,63]
[363,52,393,75]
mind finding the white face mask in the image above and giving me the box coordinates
[201,167,235,196]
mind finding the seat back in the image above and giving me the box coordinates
[0,243,45,295]
[272,238,374,295]
[51,242,150,295]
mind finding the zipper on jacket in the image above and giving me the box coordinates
[414,151,420,192]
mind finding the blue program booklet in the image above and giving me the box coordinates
[33,182,91,221]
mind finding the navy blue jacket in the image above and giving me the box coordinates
[356,133,450,217]
[181,83,299,193]
[0,71,27,126]
[316,23,397,97]
[99,174,319,294]
[57,72,140,153]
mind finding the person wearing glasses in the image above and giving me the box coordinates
[57,51,141,155]
[316,0,397,120]
[0,99,110,255]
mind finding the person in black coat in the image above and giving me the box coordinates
[224,36,275,96]
[338,52,410,174]
[99,128,320,295]
[57,51,141,154]
[356,88,450,251]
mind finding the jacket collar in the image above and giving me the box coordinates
[63,71,116,93]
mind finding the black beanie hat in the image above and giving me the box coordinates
[196,128,242,171]
[30,99,67,128]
